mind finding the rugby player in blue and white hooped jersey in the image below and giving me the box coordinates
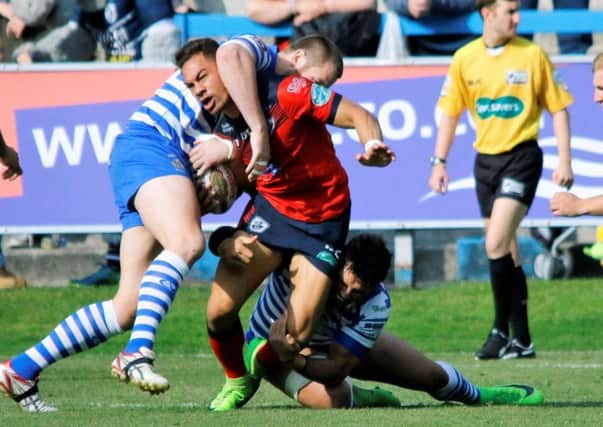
[211,231,545,408]
[0,35,341,413]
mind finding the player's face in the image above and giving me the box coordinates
[488,0,520,41]
[181,52,232,116]
[293,50,338,87]
[593,69,603,108]
[299,62,338,88]
[334,263,372,307]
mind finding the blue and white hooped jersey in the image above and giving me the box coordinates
[128,34,278,152]
[246,270,391,359]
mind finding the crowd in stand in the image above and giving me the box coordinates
[0,0,597,64]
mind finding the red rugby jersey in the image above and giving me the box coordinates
[240,75,351,223]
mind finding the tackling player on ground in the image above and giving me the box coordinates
[212,230,544,408]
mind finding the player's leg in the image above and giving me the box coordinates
[115,174,204,393]
[1,227,159,412]
[250,254,332,376]
[207,238,282,411]
[351,331,480,404]
[265,357,398,409]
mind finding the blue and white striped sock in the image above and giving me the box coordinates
[10,300,122,380]
[430,360,480,404]
[124,250,189,353]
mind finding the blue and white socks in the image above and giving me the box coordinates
[124,250,189,353]
[10,300,122,380]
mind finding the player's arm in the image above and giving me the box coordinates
[331,96,395,167]
[428,111,459,194]
[291,342,361,386]
[216,39,271,181]
[551,192,603,217]
[551,108,573,189]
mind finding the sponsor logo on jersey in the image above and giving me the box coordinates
[371,304,388,313]
[311,84,331,106]
[287,77,306,94]
[501,177,526,196]
[476,96,524,119]
[249,215,270,233]
[316,250,337,267]
[169,154,185,171]
[506,70,529,84]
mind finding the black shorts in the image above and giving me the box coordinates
[239,193,350,277]
[474,140,543,218]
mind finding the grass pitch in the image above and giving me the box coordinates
[1,279,602,426]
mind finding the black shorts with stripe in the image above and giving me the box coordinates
[474,140,543,218]
[239,193,350,277]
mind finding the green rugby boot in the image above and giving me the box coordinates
[208,375,260,412]
[352,384,401,408]
[478,384,544,406]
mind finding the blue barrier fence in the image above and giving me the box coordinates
[174,10,603,42]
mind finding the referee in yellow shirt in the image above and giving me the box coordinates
[429,0,574,360]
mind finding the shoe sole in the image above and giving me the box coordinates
[111,367,169,395]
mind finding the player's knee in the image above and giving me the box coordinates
[484,236,507,258]
[168,233,206,265]
[206,298,239,331]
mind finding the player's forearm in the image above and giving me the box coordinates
[551,109,572,166]
[433,111,459,159]
[292,354,349,386]
[577,196,603,216]
[333,98,382,141]
[216,44,269,137]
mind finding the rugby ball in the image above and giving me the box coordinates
[197,164,239,214]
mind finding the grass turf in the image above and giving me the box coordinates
[1,279,602,425]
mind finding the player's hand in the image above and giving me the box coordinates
[217,232,258,266]
[428,164,448,194]
[1,145,23,181]
[550,191,582,217]
[245,129,270,182]
[553,163,574,190]
[356,141,395,167]
[269,311,300,362]
[189,136,232,177]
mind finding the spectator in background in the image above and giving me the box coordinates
[247,0,381,57]
[520,0,591,54]
[0,0,76,63]
[0,129,26,289]
[102,0,180,62]
[385,0,477,55]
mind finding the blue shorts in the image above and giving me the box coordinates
[240,193,350,277]
[109,127,193,230]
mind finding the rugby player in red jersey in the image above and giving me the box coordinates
[177,36,395,411]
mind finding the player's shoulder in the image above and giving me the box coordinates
[454,38,484,61]
[511,36,546,55]
[279,76,335,107]
[359,283,391,317]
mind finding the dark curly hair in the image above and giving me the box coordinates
[342,234,391,289]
